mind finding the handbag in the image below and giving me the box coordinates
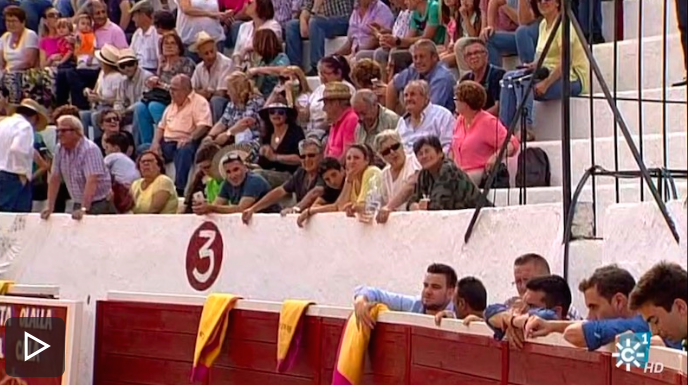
[111,179,135,213]
[480,162,510,189]
[141,88,171,105]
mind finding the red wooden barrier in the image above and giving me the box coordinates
[93,299,686,385]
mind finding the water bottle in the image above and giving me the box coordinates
[359,175,382,224]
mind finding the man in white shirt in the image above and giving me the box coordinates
[395,80,455,155]
[0,99,49,212]
[189,31,233,124]
[129,0,160,73]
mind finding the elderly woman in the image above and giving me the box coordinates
[407,134,486,211]
[41,115,116,220]
[452,80,518,186]
[254,99,305,188]
[0,6,53,107]
[247,29,290,96]
[133,32,196,146]
[232,0,281,68]
[498,0,588,137]
[374,129,421,222]
[97,108,136,156]
[205,71,265,150]
[130,150,179,214]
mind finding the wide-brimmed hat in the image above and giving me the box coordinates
[15,99,49,132]
[117,48,137,65]
[318,81,352,102]
[188,31,216,53]
[95,44,120,66]
[130,0,154,14]
[211,143,254,179]
[258,102,297,123]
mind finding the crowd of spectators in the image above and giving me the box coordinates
[0,0,685,216]
[354,254,687,353]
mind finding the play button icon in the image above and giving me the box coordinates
[24,331,51,361]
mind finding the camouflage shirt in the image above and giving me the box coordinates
[409,159,490,210]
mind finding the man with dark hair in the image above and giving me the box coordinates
[153,9,175,35]
[630,262,687,351]
[353,263,458,329]
[435,276,487,325]
[295,157,345,228]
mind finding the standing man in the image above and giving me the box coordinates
[0,99,48,212]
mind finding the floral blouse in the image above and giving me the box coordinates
[218,94,266,144]
[158,56,196,86]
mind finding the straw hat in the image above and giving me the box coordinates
[117,48,137,65]
[130,0,154,14]
[15,99,49,132]
[258,102,297,123]
[319,81,353,102]
[95,44,121,67]
[188,31,216,53]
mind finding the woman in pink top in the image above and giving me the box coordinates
[451,80,518,185]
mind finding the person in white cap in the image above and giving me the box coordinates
[129,0,160,73]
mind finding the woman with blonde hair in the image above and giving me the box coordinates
[266,65,311,124]
[205,71,265,154]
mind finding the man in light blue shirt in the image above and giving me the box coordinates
[353,263,457,329]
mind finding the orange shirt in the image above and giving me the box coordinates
[75,32,95,56]
[159,92,212,142]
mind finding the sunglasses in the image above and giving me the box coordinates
[103,116,120,123]
[119,61,137,69]
[46,12,60,18]
[299,153,318,159]
[380,142,402,157]
[269,109,287,116]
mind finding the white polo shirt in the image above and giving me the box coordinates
[0,114,35,178]
[130,26,160,71]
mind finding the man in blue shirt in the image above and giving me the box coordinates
[353,263,457,329]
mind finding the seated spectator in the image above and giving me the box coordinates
[499,0,588,137]
[386,39,456,113]
[232,0,281,68]
[175,0,226,60]
[38,7,61,67]
[103,132,140,187]
[630,262,687,351]
[395,80,454,154]
[73,14,97,71]
[334,143,382,215]
[285,0,353,75]
[79,44,125,137]
[352,89,399,149]
[221,0,251,50]
[335,0,394,60]
[130,150,179,213]
[134,32,196,146]
[150,74,212,196]
[373,129,420,221]
[407,134,484,211]
[42,115,116,219]
[0,6,52,107]
[437,0,463,68]
[353,263,458,326]
[108,0,136,40]
[450,0,482,69]
[304,55,356,140]
[96,108,126,152]
[242,138,328,222]
[524,265,680,351]
[43,17,76,69]
[451,80,518,186]
[129,1,160,73]
[355,0,412,76]
[480,0,540,68]
[265,66,312,127]
[253,100,305,188]
[153,9,175,35]
[183,142,223,213]
[247,29,290,96]
[478,0,518,65]
[435,276,488,324]
[115,48,154,144]
[350,58,383,90]
[458,38,505,115]
[321,82,358,159]
[192,151,280,214]
[189,31,233,123]
[295,156,346,227]
[273,0,296,31]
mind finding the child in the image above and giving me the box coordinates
[75,13,97,69]
[47,18,76,68]
[103,132,140,187]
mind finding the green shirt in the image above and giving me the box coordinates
[205,178,223,203]
[410,0,446,45]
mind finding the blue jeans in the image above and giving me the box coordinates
[486,21,540,67]
[79,108,105,140]
[210,96,229,124]
[224,20,245,50]
[0,171,32,212]
[285,15,349,70]
[499,68,583,127]
[133,101,166,146]
[578,0,603,38]
[160,139,199,194]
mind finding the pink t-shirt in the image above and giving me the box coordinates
[220,0,248,12]
[451,110,519,171]
[39,36,61,57]
[325,107,358,160]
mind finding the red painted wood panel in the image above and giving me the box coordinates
[611,367,685,385]
[98,354,197,385]
[409,365,501,385]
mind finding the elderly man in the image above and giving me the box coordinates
[458,38,506,116]
[321,82,359,159]
[395,80,454,154]
[242,138,337,222]
[0,99,48,212]
[41,115,115,219]
[386,39,456,113]
[150,74,212,196]
[129,0,160,73]
[352,89,399,149]
[116,48,154,144]
[190,31,233,123]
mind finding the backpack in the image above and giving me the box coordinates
[515,148,551,187]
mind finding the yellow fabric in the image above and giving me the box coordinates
[349,166,383,204]
[335,303,389,385]
[0,280,14,295]
[192,294,241,375]
[536,18,590,94]
[276,300,314,361]
[130,175,179,214]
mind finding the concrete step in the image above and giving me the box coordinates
[610,0,679,40]
[533,86,687,141]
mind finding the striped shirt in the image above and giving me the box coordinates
[52,138,112,204]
